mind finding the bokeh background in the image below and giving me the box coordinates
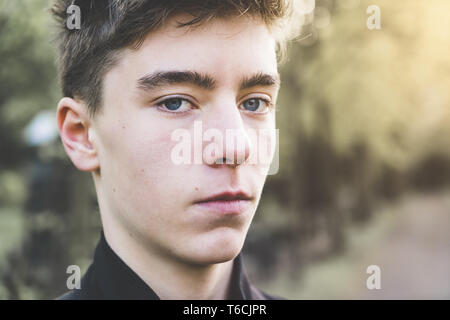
[0,0,449,299]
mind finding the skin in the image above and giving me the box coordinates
[57,14,280,299]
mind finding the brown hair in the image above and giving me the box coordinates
[51,0,300,117]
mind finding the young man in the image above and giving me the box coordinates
[54,0,300,300]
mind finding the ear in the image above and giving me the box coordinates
[56,97,99,172]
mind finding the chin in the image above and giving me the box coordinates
[182,228,246,265]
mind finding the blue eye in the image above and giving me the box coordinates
[156,97,194,113]
[240,98,272,113]
[242,98,260,111]
[163,98,183,110]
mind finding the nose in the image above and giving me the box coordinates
[202,101,251,168]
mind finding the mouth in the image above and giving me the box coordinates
[195,190,253,203]
[193,191,253,215]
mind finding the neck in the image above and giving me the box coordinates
[102,222,235,300]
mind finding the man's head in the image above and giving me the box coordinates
[54,0,299,265]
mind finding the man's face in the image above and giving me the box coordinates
[91,15,279,264]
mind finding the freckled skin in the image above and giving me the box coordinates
[79,15,279,266]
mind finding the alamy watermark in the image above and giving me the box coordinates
[66,265,81,290]
[66,4,81,30]
[366,264,381,290]
[367,5,381,30]
[170,121,279,175]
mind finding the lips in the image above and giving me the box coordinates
[195,191,252,203]
[193,191,253,215]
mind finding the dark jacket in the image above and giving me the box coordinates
[57,231,283,300]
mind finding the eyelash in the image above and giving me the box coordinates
[154,96,275,115]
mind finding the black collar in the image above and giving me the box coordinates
[62,231,274,300]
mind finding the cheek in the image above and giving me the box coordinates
[118,127,197,235]
[123,126,179,187]
[101,119,183,207]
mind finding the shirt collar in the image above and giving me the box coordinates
[91,231,255,300]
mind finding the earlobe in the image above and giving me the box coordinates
[56,97,100,172]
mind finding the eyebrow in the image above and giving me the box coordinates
[239,72,280,91]
[137,71,216,91]
[137,70,280,92]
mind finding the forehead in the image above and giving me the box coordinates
[108,15,279,86]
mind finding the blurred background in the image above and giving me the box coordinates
[0,0,449,299]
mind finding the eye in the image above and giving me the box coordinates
[156,97,196,113]
[240,98,273,113]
